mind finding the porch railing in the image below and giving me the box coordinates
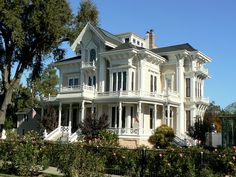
[60,84,96,93]
[97,90,163,99]
[44,127,61,141]
[108,128,154,136]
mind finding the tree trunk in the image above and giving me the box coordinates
[0,88,13,124]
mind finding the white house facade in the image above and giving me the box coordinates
[44,23,211,147]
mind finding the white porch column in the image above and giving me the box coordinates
[138,101,142,134]
[118,102,122,134]
[81,101,85,122]
[69,103,72,136]
[167,105,170,127]
[140,60,144,92]
[91,102,94,114]
[154,104,157,129]
[58,102,62,128]
[177,57,185,135]
[110,72,113,92]
[127,105,131,129]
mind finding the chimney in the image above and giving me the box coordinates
[149,29,155,49]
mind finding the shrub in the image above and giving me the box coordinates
[148,125,175,148]
[0,131,49,176]
[56,143,105,177]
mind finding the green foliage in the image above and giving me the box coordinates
[79,113,109,141]
[28,66,59,98]
[55,143,105,177]
[95,130,119,147]
[148,125,175,148]
[188,116,214,145]
[0,0,72,123]
[41,104,58,132]
[0,131,49,176]
[70,0,99,44]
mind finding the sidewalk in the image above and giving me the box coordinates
[40,166,63,176]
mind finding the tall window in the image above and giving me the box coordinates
[113,73,116,91]
[150,75,153,92]
[166,78,172,90]
[88,77,92,86]
[68,78,79,88]
[186,78,191,97]
[90,49,96,62]
[122,106,126,128]
[123,72,126,91]
[93,76,96,87]
[112,71,127,91]
[150,75,157,92]
[118,72,121,91]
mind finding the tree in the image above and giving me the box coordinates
[79,113,109,141]
[69,0,99,44]
[0,0,72,125]
[204,101,222,132]
[188,116,215,145]
[148,125,175,148]
[28,65,59,98]
[41,104,58,132]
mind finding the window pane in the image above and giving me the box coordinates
[154,76,157,91]
[122,106,126,128]
[69,79,73,87]
[88,77,92,86]
[74,78,79,87]
[113,73,116,91]
[90,49,96,62]
[123,72,126,91]
[186,78,190,97]
[118,72,121,91]
[150,75,153,92]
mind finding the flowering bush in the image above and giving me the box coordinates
[0,131,49,176]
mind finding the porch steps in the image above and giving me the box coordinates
[172,136,188,147]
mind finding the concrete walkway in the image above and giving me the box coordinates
[40,166,63,176]
[41,167,122,177]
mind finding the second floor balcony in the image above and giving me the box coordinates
[97,90,164,102]
[58,84,96,100]
[81,61,96,71]
[195,66,209,78]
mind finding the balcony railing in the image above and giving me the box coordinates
[195,97,210,104]
[108,128,154,136]
[81,61,96,69]
[195,66,208,77]
[60,84,95,93]
[97,90,164,100]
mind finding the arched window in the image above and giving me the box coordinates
[90,49,96,62]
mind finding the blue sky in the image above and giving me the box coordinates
[66,0,236,109]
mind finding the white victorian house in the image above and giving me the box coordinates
[43,23,211,147]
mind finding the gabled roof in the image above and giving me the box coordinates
[93,26,123,46]
[71,23,123,51]
[111,42,144,52]
[151,43,197,53]
[56,56,81,63]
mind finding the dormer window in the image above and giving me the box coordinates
[90,49,96,62]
